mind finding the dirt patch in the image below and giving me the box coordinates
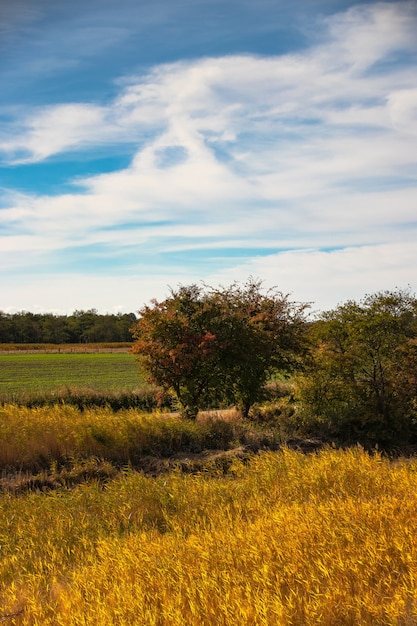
[0,439,326,494]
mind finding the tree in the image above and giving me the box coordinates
[208,280,308,416]
[0,312,14,342]
[13,312,43,343]
[41,314,71,344]
[0,310,137,344]
[131,279,308,418]
[297,288,417,445]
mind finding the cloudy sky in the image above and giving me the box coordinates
[1,0,416,314]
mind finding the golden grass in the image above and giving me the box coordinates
[1,446,417,624]
[0,405,244,473]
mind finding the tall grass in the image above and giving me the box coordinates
[0,405,251,475]
[1,385,174,412]
[1,447,417,624]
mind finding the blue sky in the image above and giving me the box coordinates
[1,0,417,314]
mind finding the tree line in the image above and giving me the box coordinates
[0,310,137,344]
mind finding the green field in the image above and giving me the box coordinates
[0,352,144,398]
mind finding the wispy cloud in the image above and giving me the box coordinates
[1,1,417,311]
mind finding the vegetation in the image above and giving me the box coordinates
[297,288,417,447]
[0,309,137,343]
[1,446,417,625]
[0,405,254,476]
[0,352,174,410]
[1,285,417,448]
[2,284,417,623]
[0,342,132,352]
[131,279,308,418]
[0,353,140,395]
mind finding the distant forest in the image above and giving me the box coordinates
[0,310,137,343]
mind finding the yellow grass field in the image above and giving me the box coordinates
[1,426,417,625]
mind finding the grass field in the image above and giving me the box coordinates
[2,346,417,624]
[0,351,144,401]
[1,445,417,625]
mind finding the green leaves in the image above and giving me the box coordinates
[299,288,417,446]
[131,279,308,418]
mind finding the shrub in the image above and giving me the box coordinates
[297,288,417,447]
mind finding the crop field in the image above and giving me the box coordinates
[0,438,417,625]
[0,351,144,401]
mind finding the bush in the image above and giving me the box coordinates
[297,289,417,447]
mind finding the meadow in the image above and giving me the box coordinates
[0,350,139,396]
[1,347,417,624]
[0,404,255,479]
[1,443,417,625]
[0,349,175,410]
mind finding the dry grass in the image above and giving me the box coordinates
[1,446,417,624]
[0,405,254,476]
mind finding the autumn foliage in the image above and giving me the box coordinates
[131,279,308,418]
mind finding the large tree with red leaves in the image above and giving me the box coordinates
[131,279,308,418]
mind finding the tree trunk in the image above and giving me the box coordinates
[181,405,199,420]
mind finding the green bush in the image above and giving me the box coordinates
[297,289,417,447]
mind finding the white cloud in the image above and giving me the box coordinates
[387,88,417,135]
[3,239,417,314]
[1,103,111,163]
[321,1,417,71]
[2,4,416,164]
[1,1,417,312]
[0,273,177,315]
[208,241,417,312]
